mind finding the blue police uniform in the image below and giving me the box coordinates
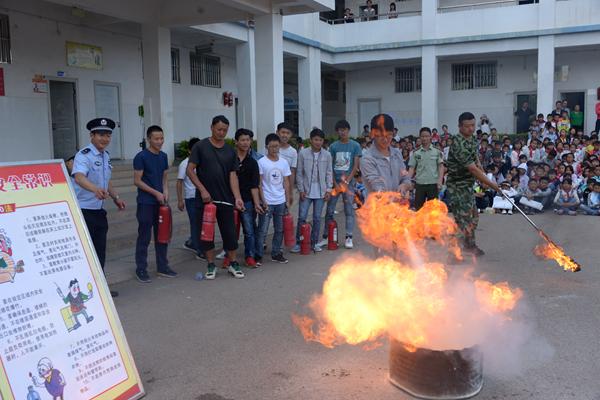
[72,118,116,271]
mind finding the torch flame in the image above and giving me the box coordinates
[533,237,581,272]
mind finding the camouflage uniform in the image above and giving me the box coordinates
[446,133,479,248]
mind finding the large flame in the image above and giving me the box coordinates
[356,194,462,260]
[293,256,522,350]
[534,238,581,272]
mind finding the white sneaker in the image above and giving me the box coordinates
[317,239,328,248]
[345,237,354,249]
[216,250,226,260]
[508,210,513,215]
[502,210,507,214]
[312,245,323,252]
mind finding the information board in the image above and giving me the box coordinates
[0,161,144,400]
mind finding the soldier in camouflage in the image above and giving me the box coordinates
[446,112,500,257]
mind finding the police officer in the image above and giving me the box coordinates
[446,112,500,260]
[72,118,125,297]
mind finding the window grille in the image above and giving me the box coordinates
[171,48,180,83]
[452,62,496,90]
[190,53,221,88]
[395,66,421,93]
[0,14,11,64]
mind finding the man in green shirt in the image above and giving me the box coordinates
[570,104,584,132]
[408,127,445,210]
[446,112,500,258]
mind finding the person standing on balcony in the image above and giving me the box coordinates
[362,0,376,21]
[343,8,355,23]
[388,2,398,18]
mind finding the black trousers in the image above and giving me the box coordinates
[195,201,239,252]
[414,184,439,210]
[82,209,108,269]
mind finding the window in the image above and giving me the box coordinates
[323,78,339,101]
[0,14,11,64]
[171,48,180,83]
[452,62,496,90]
[395,66,421,93]
[190,53,221,88]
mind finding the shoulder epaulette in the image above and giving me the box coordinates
[81,148,91,154]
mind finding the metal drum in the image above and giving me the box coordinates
[388,338,483,399]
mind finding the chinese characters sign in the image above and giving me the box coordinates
[0,161,143,400]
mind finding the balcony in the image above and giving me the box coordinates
[438,0,537,13]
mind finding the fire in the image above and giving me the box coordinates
[356,193,462,260]
[331,177,349,197]
[293,256,522,350]
[534,238,581,272]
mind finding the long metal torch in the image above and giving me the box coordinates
[500,192,581,272]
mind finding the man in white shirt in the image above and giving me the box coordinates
[176,137,203,259]
[257,134,293,264]
[276,122,298,191]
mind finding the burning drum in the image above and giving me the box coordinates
[389,337,483,400]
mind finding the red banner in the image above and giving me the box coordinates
[0,67,5,96]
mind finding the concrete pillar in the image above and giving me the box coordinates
[537,35,555,116]
[298,47,322,138]
[235,29,257,134]
[421,0,437,40]
[254,12,284,147]
[421,46,438,130]
[142,24,175,162]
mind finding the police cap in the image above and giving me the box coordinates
[87,118,115,134]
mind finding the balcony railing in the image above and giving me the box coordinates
[319,10,421,25]
[437,0,536,12]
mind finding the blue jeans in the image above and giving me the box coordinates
[184,198,201,255]
[135,203,169,273]
[323,180,355,238]
[241,200,261,258]
[579,204,600,215]
[296,197,325,247]
[258,203,285,258]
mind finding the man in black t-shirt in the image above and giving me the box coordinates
[186,115,245,280]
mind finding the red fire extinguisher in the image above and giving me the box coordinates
[300,222,311,255]
[200,203,217,242]
[234,209,241,240]
[157,205,172,244]
[327,220,338,250]
[283,213,295,247]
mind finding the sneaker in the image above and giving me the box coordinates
[317,238,328,248]
[245,256,257,268]
[345,237,354,249]
[567,210,577,216]
[157,267,178,278]
[290,244,301,253]
[110,290,119,298]
[501,210,507,214]
[216,250,226,259]
[508,210,513,215]
[205,263,217,280]
[312,245,323,252]
[271,253,289,264]
[182,241,196,253]
[465,246,485,257]
[222,256,230,269]
[255,257,263,266]
[135,270,152,283]
[228,261,245,279]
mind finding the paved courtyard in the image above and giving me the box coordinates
[108,213,600,400]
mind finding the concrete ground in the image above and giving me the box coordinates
[106,212,600,400]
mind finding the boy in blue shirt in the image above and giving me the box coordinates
[133,125,177,282]
[319,120,361,249]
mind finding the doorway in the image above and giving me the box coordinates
[358,99,381,132]
[561,91,585,130]
[94,82,123,159]
[514,92,537,133]
[49,80,78,160]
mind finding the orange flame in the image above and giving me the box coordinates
[534,240,581,272]
[356,193,462,261]
[293,256,522,350]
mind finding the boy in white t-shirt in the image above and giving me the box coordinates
[257,134,293,264]
[276,122,298,190]
[176,137,203,259]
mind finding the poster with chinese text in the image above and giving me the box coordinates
[0,160,144,400]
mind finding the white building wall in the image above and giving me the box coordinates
[0,0,144,162]
[171,43,238,142]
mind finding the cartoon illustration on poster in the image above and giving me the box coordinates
[0,229,25,284]
[28,358,66,400]
[55,279,94,332]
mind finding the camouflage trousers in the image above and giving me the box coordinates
[446,183,479,248]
